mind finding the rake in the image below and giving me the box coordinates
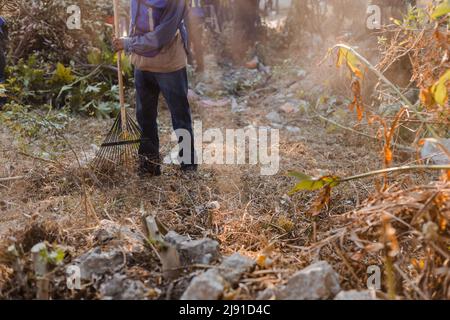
[92,0,142,172]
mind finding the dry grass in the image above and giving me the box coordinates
[0,50,447,299]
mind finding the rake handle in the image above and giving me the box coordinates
[113,0,127,128]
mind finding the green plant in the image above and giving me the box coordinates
[0,102,70,139]
[4,53,124,118]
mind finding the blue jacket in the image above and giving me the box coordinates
[124,0,188,58]
[0,17,7,36]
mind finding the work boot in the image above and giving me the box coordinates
[138,155,162,177]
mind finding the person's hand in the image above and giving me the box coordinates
[112,37,125,52]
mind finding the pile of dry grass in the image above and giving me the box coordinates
[6,0,114,62]
[289,180,450,300]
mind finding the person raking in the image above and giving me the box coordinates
[113,0,197,177]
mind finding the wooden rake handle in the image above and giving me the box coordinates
[113,0,127,128]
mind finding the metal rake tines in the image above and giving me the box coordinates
[92,110,142,172]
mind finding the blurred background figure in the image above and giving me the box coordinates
[0,16,8,107]
[232,0,261,63]
[203,0,222,34]
[209,0,232,32]
[187,0,206,73]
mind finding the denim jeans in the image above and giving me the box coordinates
[134,67,196,166]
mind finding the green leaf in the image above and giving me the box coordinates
[288,172,341,194]
[87,49,102,65]
[52,63,75,84]
[431,69,450,106]
[336,48,363,79]
[49,248,66,265]
[431,0,450,19]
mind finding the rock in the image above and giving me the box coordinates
[220,253,256,285]
[76,247,125,281]
[94,220,145,253]
[277,261,341,300]
[266,111,283,124]
[95,220,139,243]
[165,231,190,246]
[279,102,298,114]
[420,139,450,165]
[181,253,255,300]
[334,290,377,300]
[256,287,278,300]
[164,231,220,266]
[99,274,148,300]
[180,269,225,300]
[285,126,301,134]
[94,222,116,243]
[179,239,220,265]
[231,97,247,113]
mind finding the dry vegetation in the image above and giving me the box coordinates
[0,0,449,300]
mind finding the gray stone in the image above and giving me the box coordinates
[179,239,220,265]
[180,269,225,300]
[181,253,255,300]
[94,220,145,253]
[164,231,220,266]
[231,97,247,113]
[220,253,256,285]
[256,287,278,300]
[99,274,148,300]
[76,247,125,281]
[165,231,190,246]
[266,111,283,124]
[420,139,450,165]
[334,290,377,300]
[285,126,301,134]
[277,261,341,300]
